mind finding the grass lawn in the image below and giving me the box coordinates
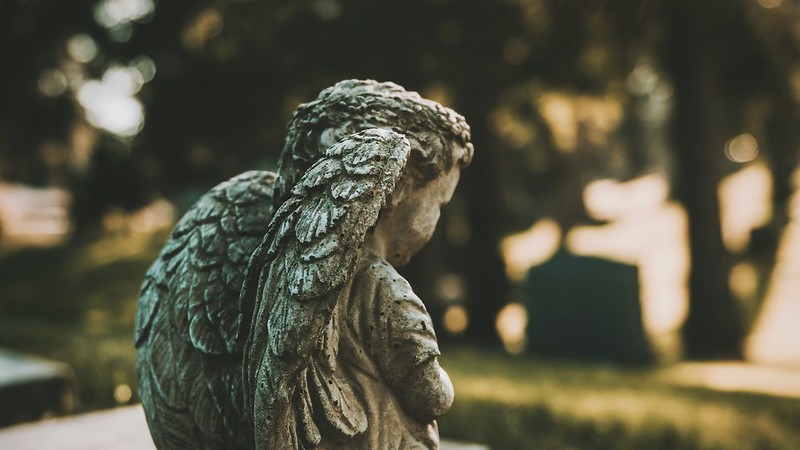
[1,231,799,449]
[440,347,800,449]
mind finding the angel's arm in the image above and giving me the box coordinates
[369,264,454,422]
[394,355,454,423]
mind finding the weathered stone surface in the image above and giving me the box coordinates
[0,348,73,427]
[135,80,474,449]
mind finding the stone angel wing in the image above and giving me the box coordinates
[241,128,411,449]
[135,171,276,448]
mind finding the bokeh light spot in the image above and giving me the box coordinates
[182,8,224,51]
[109,23,134,43]
[434,273,466,302]
[77,66,145,137]
[443,305,469,335]
[94,0,155,29]
[114,384,132,404]
[725,133,759,163]
[496,303,528,354]
[67,34,98,63]
[38,69,68,97]
[627,59,658,95]
[130,55,157,82]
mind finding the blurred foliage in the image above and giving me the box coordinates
[2,0,800,356]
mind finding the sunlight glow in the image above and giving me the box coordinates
[77,66,145,137]
[539,93,576,151]
[503,162,780,361]
[496,303,528,354]
[500,218,561,282]
[504,161,782,362]
[538,93,623,152]
[568,196,689,337]
[101,199,175,234]
[747,168,800,365]
[501,173,690,359]
[94,0,155,29]
[489,107,536,149]
[718,161,772,253]
[659,362,800,399]
[584,174,669,221]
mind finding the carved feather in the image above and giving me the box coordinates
[135,170,276,449]
[242,128,410,448]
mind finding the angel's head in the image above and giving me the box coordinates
[274,79,473,208]
[368,157,464,266]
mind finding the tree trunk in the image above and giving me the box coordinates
[460,129,509,346]
[661,0,744,359]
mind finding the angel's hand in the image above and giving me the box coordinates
[394,357,454,423]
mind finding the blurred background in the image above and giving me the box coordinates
[2,0,800,448]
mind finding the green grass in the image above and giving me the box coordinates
[439,347,800,449]
[2,231,800,449]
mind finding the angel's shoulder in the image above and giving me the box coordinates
[351,249,420,308]
[353,249,399,285]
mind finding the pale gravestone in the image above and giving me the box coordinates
[0,348,73,427]
[135,80,474,449]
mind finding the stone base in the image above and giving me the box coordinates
[0,405,488,450]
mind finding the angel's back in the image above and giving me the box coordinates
[135,171,276,449]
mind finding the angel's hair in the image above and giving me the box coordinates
[274,80,473,207]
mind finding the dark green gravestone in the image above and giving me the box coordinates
[524,249,653,364]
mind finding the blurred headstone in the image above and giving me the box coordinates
[524,249,652,363]
[0,183,71,249]
[0,348,74,426]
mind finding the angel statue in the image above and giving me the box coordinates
[135,79,473,450]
